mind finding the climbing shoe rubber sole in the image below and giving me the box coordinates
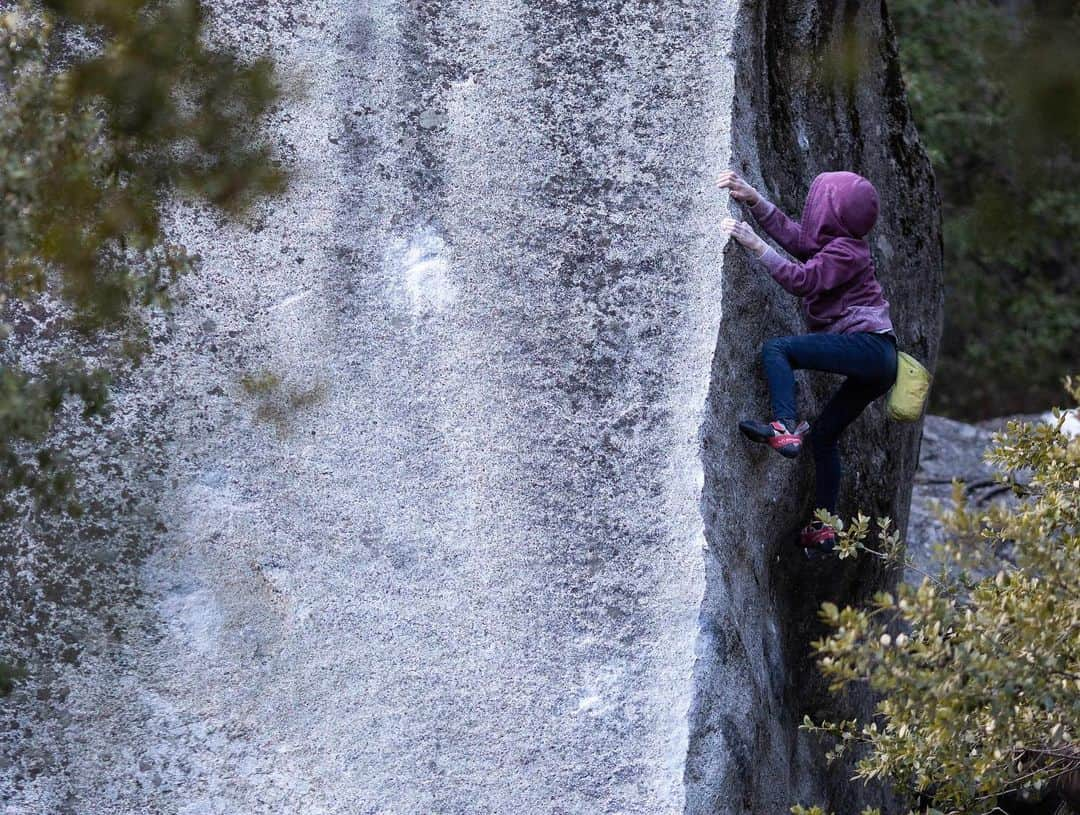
[738,419,808,459]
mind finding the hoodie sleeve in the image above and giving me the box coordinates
[748,197,810,260]
[756,242,865,297]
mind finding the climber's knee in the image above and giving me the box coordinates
[762,337,787,364]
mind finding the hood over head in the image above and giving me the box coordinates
[799,171,879,251]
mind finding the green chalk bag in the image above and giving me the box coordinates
[887,350,932,423]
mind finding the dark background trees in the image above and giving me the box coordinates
[889,0,1079,419]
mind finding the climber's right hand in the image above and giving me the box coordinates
[721,217,768,257]
[716,170,761,206]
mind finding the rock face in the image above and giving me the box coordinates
[906,414,1003,575]
[0,1,941,813]
[688,3,942,813]
[906,412,1078,578]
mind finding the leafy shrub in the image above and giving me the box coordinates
[797,376,1079,814]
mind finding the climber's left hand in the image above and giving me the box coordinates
[721,218,767,257]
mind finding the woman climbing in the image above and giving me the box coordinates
[716,169,898,556]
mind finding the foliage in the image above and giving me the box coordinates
[797,377,1080,814]
[0,0,284,513]
[889,0,1080,418]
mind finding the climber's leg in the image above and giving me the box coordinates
[795,376,891,558]
[759,332,893,422]
[743,332,893,460]
[807,335,897,513]
[759,335,803,425]
[738,335,825,458]
[808,376,883,514]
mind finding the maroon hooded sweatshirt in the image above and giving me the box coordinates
[748,171,894,335]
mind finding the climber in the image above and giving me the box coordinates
[716,169,898,556]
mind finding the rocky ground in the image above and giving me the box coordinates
[907,409,1078,575]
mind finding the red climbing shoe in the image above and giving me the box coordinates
[738,419,809,459]
[799,521,837,557]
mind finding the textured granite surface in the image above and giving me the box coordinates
[0,1,942,813]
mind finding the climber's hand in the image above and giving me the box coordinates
[716,170,761,205]
[721,218,767,257]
